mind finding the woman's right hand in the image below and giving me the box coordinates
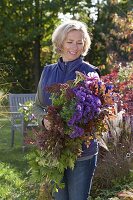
[43,118,51,130]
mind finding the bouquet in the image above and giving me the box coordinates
[28,71,116,198]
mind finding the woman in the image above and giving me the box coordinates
[33,20,100,200]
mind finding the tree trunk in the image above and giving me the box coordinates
[34,36,41,90]
[33,0,42,90]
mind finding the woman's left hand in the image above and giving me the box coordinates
[43,118,51,130]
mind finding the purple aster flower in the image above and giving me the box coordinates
[69,126,84,138]
[68,111,83,126]
[76,104,83,111]
[86,94,94,103]
[83,110,88,117]
[95,96,102,106]
[98,81,102,87]
[85,106,91,112]
[76,91,86,102]
[73,87,88,102]
[83,118,88,124]
[75,111,83,122]
[105,85,113,93]
[67,115,76,126]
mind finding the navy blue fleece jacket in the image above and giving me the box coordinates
[33,57,99,159]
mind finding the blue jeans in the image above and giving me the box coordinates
[54,155,97,200]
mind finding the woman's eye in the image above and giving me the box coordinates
[66,41,83,45]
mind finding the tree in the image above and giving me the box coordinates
[0,0,131,92]
[0,0,60,92]
[87,0,132,74]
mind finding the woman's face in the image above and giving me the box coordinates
[61,30,85,62]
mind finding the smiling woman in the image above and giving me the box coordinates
[33,20,100,200]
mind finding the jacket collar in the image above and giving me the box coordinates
[58,56,83,72]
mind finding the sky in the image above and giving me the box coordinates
[58,0,103,22]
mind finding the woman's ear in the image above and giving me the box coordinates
[58,47,61,52]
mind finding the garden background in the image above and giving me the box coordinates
[0,0,133,199]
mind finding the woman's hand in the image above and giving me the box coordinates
[43,118,51,130]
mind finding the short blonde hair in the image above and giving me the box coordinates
[52,20,91,56]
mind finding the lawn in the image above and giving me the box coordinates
[0,118,27,171]
[0,118,38,200]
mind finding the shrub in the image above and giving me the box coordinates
[90,62,133,199]
[0,162,38,200]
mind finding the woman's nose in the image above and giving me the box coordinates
[71,43,78,49]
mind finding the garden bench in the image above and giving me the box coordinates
[9,93,37,148]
